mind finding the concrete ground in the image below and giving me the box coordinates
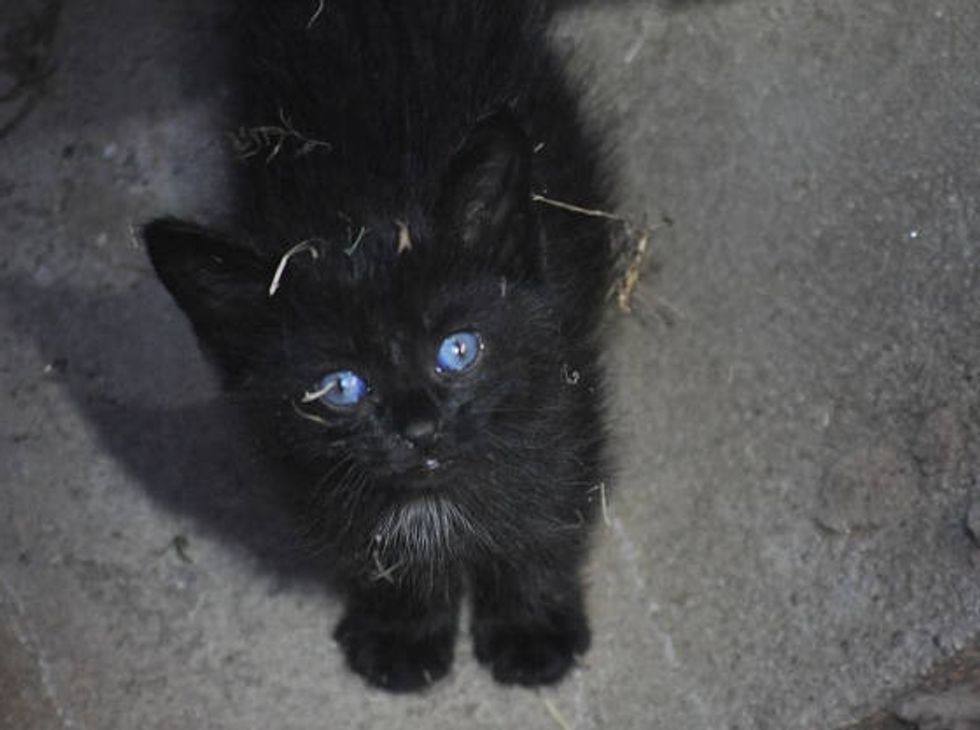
[2,1,979,728]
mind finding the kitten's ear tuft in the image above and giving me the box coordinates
[440,110,535,274]
[142,218,272,374]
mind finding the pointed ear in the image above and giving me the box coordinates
[142,218,272,380]
[440,110,536,275]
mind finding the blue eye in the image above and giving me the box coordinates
[306,370,367,408]
[436,331,483,373]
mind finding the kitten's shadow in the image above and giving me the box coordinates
[3,274,338,590]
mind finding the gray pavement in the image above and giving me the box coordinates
[2,1,979,728]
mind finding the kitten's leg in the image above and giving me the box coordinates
[333,576,460,692]
[471,559,590,686]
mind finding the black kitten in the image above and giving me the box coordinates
[143,0,612,691]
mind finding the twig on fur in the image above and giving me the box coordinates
[344,226,367,256]
[231,107,332,162]
[269,238,322,296]
[395,220,412,254]
[307,0,326,28]
[301,379,336,403]
[589,482,612,527]
[531,193,627,223]
[371,549,403,584]
[291,400,331,427]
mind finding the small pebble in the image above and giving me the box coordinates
[43,358,68,376]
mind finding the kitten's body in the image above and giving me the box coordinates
[145,0,612,690]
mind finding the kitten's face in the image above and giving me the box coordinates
[242,245,570,574]
[275,259,561,492]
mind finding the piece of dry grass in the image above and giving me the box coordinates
[269,238,322,296]
[589,482,612,527]
[344,225,367,256]
[301,379,336,403]
[609,216,672,315]
[531,192,630,223]
[290,400,331,427]
[615,225,650,314]
[542,697,573,730]
[370,549,402,584]
[395,220,413,254]
[307,0,326,29]
[530,193,669,315]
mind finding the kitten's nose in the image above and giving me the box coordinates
[403,418,439,448]
[392,390,441,449]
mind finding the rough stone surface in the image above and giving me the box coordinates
[0,590,64,730]
[968,500,980,549]
[815,444,920,534]
[845,645,980,729]
[2,1,980,729]
[895,687,980,730]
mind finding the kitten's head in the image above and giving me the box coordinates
[144,112,582,569]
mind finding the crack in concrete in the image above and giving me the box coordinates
[0,574,77,729]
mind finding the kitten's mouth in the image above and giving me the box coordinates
[403,455,451,483]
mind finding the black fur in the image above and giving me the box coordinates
[143,0,612,692]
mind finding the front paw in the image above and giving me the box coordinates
[473,615,590,687]
[333,613,455,692]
